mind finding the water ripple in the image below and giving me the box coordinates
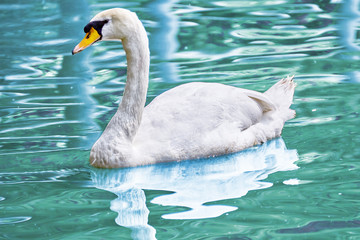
[277,220,360,234]
[0,169,80,184]
[1,0,360,239]
[0,216,32,225]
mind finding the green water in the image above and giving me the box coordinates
[1,0,360,239]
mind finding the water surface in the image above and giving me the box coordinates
[1,0,360,239]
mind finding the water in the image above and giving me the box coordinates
[0,0,359,239]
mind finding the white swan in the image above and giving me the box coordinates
[72,8,296,168]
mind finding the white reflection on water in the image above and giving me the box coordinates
[91,137,298,240]
[148,0,180,83]
[340,0,360,83]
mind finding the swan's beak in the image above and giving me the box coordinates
[72,27,101,55]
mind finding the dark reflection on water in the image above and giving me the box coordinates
[91,138,298,240]
[278,219,360,234]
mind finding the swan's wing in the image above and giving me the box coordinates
[239,89,277,112]
[136,82,273,144]
[133,82,286,162]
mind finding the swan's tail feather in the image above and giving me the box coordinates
[265,76,296,121]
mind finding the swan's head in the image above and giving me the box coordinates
[72,8,141,55]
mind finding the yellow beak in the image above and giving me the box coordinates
[72,27,101,55]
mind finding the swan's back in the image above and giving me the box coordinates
[133,77,295,163]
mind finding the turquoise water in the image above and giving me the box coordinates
[1,0,360,239]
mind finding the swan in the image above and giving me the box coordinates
[72,8,296,168]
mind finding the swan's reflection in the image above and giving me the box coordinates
[148,138,298,220]
[91,137,298,239]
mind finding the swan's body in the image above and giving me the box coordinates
[72,8,296,168]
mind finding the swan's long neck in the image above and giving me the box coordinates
[116,22,149,141]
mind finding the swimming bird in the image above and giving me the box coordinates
[72,8,296,168]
